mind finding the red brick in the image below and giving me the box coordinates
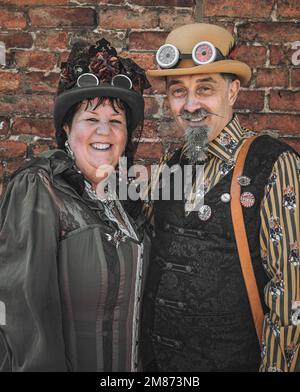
[144,96,160,118]
[0,118,10,136]
[283,138,300,153]
[202,19,235,36]
[0,32,33,49]
[120,52,155,73]
[238,113,300,136]
[128,0,194,5]
[256,68,289,88]
[162,97,173,119]
[15,51,57,71]
[99,7,158,29]
[0,72,21,93]
[99,0,130,5]
[135,119,159,139]
[0,141,27,159]
[99,0,126,4]
[235,44,267,68]
[277,0,300,19]
[159,9,194,29]
[235,90,265,111]
[0,11,27,29]
[34,31,69,50]
[147,76,166,95]
[129,32,168,51]
[270,45,295,66]
[238,22,300,44]
[204,0,273,18]
[29,8,96,28]
[71,30,126,52]
[135,142,163,160]
[159,120,182,139]
[0,95,54,115]
[22,72,60,94]
[58,51,70,65]
[269,90,300,111]
[3,52,15,69]
[68,0,97,3]
[291,69,300,88]
[12,118,55,137]
[3,0,68,4]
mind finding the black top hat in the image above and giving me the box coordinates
[54,38,151,133]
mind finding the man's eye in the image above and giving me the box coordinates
[172,88,186,97]
[197,86,212,93]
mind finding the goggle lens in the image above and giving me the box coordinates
[76,73,132,89]
[156,41,223,69]
[156,44,180,69]
[192,41,217,65]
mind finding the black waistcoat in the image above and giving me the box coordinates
[141,135,296,372]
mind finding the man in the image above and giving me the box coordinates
[141,23,300,372]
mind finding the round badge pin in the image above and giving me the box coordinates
[221,193,231,203]
[198,204,212,221]
[237,175,251,186]
[240,192,255,208]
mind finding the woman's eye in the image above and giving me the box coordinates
[86,118,98,122]
[110,119,122,124]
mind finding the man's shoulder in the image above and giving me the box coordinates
[248,134,299,158]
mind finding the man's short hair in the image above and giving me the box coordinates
[221,73,238,82]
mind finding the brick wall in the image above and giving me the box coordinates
[0,0,299,191]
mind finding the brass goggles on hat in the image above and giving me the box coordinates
[76,73,133,89]
[156,41,226,69]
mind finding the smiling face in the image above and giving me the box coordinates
[64,98,128,189]
[166,73,240,142]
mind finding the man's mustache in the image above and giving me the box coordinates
[179,108,224,120]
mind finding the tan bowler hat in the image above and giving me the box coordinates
[147,23,251,86]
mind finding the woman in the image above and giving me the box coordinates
[0,39,151,372]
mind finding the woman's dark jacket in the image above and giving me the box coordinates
[0,149,150,372]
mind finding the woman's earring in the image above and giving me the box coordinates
[65,140,75,160]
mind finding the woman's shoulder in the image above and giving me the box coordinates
[11,149,73,180]
[1,149,74,201]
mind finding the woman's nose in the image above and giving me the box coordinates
[95,122,110,135]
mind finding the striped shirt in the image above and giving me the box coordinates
[144,115,300,372]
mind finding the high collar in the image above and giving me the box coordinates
[207,115,246,161]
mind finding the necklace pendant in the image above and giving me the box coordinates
[106,230,127,248]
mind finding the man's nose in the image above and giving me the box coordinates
[183,93,202,113]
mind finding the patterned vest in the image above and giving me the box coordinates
[142,135,295,372]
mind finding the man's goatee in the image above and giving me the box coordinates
[184,126,209,164]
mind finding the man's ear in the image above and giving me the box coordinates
[228,79,240,107]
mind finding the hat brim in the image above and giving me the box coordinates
[147,59,251,86]
[53,85,144,133]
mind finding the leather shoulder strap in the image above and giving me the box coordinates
[230,136,264,344]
